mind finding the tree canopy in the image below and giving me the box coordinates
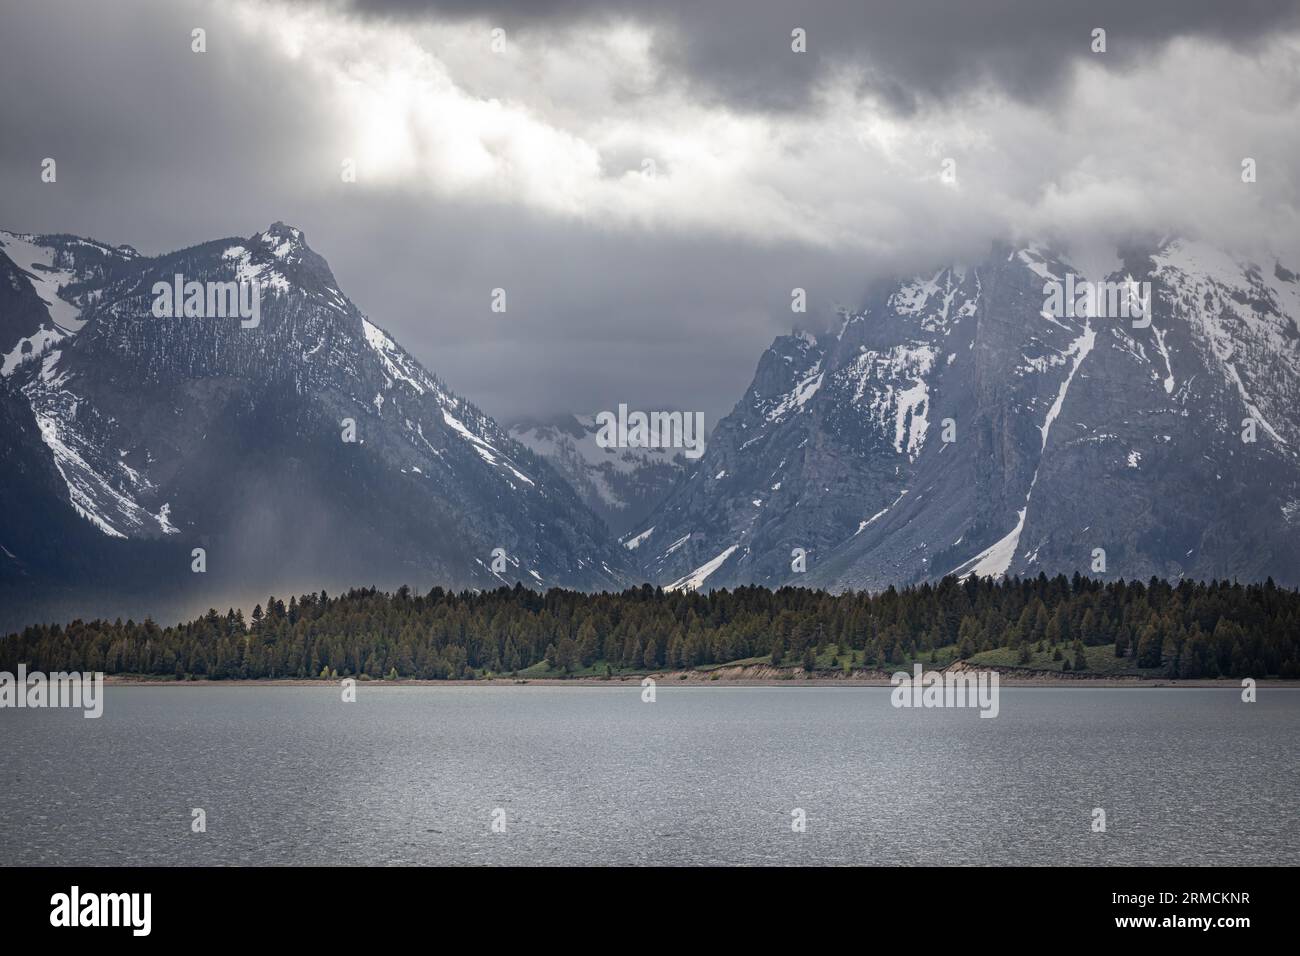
[3,574,1296,680]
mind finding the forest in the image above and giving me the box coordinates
[3,574,1298,681]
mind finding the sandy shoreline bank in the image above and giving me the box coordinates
[101,673,1288,689]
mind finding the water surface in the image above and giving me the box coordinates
[3,685,1296,865]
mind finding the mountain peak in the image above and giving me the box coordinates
[235,221,338,292]
[2,221,635,617]
[252,221,308,259]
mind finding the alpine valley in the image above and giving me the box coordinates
[506,413,687,539]
[2,225,1299,630]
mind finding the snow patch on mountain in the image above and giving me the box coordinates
[623,526,655,550]
[666,544,739,592]
[1152,238,1298,449]
[363,317,430,394]
[857,490,907,534]
[765,363,824,422]
[2,325,65,376]
[228,247,291,295]
[847,344,938,458]
[0,232,84,332]
[32,411,131,539]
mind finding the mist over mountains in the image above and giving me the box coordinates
[2,224,1298,630]
[506,413,688,538]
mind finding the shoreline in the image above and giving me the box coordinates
[101,673,1287,689]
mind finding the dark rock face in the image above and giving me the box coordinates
[630,241,1300,591]
[0,224,630,628]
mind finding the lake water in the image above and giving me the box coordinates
[3,685,1297,866]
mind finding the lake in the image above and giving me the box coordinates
[3,685,1297,865]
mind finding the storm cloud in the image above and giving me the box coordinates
[2,0,1298,423]
[337,0,1300,110]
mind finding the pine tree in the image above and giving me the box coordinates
[1136,624,1162,668]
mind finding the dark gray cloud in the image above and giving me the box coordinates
[324,197,868,422]
[2,0,1298,428]
[0,0,871,424]
[333,0,1300,111]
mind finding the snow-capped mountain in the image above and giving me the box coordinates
[507,413,687,536]
[629,239,1300,592]
[5,222,1298,627]
[0,224,631,627]
[1,231,139,375]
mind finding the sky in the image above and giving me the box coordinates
[2,0,1299,424]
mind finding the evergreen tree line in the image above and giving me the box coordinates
[3,574,1298,680]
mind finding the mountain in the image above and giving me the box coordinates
[0,224,630,629]
[627,239,1300,591]
[6,223,1298,629]
[1,231,140,374]
[507,413,687,537]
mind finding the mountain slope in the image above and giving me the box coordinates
[629,240,1300,591]
[0,231,139,374]
[0,223,631,627]
[1002,240,1300,585]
